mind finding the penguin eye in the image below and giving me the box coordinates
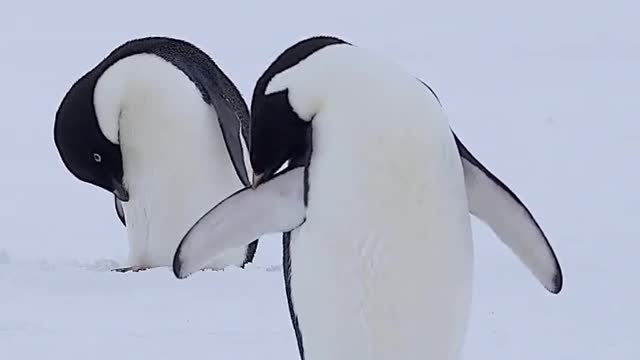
[93,153,102,163]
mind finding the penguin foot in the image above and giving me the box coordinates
[111,266,150,273]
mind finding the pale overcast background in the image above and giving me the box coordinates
[0,1,637,359]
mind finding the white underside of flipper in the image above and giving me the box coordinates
[459,142,563,293]
[418,80,563,293]
[173,167,307,278]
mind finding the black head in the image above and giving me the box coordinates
[53,37,193,201]
[250,36,350,186]
[54,68,128,201]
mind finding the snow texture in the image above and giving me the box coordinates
[0,0,637,359]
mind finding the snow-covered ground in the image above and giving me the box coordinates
[1,1,638,359]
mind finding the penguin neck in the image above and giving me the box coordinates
[95,54,246,268]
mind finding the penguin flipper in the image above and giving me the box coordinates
[207,75,252,188]
[114,195,126,226]
[454,132,563,294]
[172,167,306,279]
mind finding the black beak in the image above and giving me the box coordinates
[252,165,280,189]
[251,173,264,189]
[112,179,129,202]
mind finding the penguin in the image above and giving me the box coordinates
[172,36,563,359]
[54,36,258,272]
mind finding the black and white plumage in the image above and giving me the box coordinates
[173,36,563,359]
[54,37,258,271]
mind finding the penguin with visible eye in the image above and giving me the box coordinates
[54,36,258,272]
[173,36,563,359]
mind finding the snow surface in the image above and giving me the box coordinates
[0,1,638,359]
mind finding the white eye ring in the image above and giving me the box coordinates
[93,153,102,163]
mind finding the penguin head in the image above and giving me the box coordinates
[250,36,350,186]
[54,74,129,201]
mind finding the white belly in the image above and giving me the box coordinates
[120,105,249,269]
[98,54,251,269]
[288,105,474,359]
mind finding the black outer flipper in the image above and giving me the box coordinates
[205,70,259,265]
[207,87,258,265]
[114,195,125,226]
[204,70,252,187]
[139,38,252,187]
